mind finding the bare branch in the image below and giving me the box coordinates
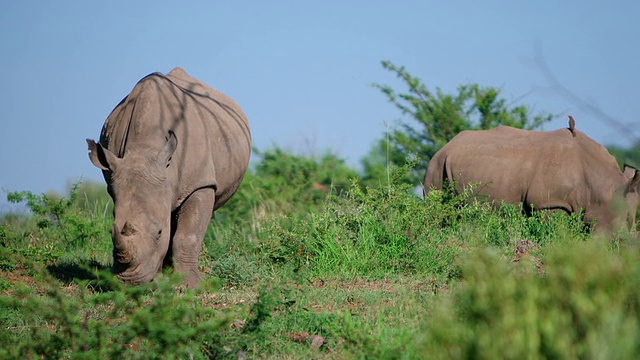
[533,44,640,144]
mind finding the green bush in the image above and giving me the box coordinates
[4,183,112,265]
[418,242,640,359]
[0,268,228,359]
[215,146,358,228]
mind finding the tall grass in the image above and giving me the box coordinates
[1,165,638,358]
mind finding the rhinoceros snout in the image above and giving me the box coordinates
[112,234,136,267]
[113,248,133,265]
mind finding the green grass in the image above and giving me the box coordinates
[1,171,639,359]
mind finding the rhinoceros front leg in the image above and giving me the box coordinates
[171,187,215,288]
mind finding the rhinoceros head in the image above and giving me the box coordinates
[87,132,177,285]
[587,165,640,233]
[623,165,640,230]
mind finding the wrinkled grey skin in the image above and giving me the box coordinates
[87,67,251,287]
[424,118,640,233]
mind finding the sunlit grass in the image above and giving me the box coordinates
[1,171,638,358]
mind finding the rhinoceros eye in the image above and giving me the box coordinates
[150,222,163,241]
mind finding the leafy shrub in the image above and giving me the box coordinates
[418,242,640,359]
[0,267,229,359]
[206,251,261,288]
[269,165,465,280]
[215,146,358,228]
[5,183,111,262]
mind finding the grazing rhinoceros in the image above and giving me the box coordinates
[87,67,251,287]
[423,116,640,232]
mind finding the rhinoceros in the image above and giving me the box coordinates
[87,67,251,287]
[423,117,640,232]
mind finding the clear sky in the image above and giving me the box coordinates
[1,1,639,211]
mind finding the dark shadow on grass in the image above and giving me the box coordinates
[47,260,115,292]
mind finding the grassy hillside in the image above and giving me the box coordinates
[2,163,640,359]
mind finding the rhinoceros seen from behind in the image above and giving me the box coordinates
[87,67,251,287]
[423,117,640,233]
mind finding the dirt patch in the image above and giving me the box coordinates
[311,278,403,293]
[511,239,544,276]
[0,264,49,295]
[285,332,327,349]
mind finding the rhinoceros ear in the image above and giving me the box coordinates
[160,131,178,168]
[624,164,640,193]
[87,139,121,171]
[624,164,640,192]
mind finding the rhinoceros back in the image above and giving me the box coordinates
[99,67,251,210]
[423,125,631,229]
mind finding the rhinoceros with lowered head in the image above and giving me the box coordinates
[423,116,640,233]
[87,67,251,287]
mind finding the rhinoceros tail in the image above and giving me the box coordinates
[423,154,447,198]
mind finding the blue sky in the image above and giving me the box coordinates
[1,1,639,211]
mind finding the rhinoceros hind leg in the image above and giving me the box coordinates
[171,187,215,288]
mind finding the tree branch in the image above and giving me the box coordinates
[533,44,640,144]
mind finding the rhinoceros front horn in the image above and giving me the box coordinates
[120,221,137,236]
